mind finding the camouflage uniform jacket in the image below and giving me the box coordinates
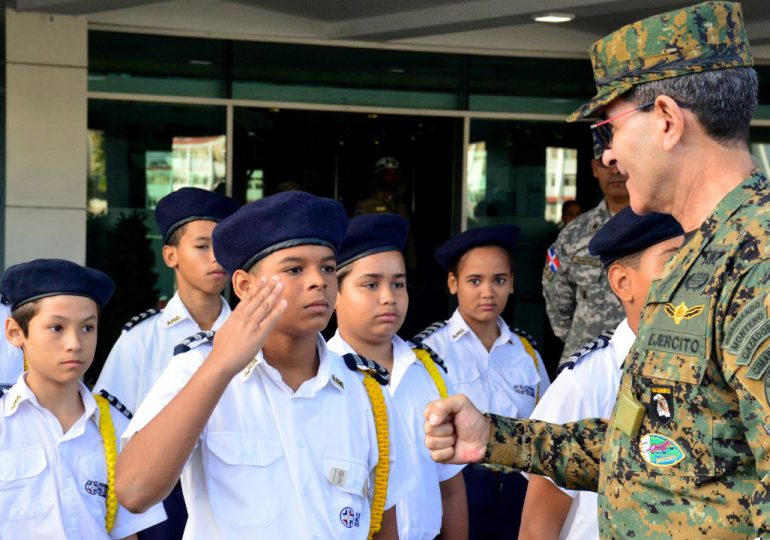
[542,199,625,366]
[484,171,770,538]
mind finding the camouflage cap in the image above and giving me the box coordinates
[568,1,753,122]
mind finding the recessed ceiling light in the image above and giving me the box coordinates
[533,13,575,23]
[189,59,213,66]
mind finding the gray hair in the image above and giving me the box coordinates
[624,67,758,148]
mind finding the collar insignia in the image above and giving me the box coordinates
[331,374,345,390]
[166,315,182,326]
[664,302,704,325]
[452,328,466,340]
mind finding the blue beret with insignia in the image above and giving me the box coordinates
[337,213,408,270]
[588,207,683,267]
[155,187,240,244]
[434,225,520,271]
[213,191,348,274]
[1,259,115,310]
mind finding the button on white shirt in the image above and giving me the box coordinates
[0,303,23,389]
[529,318,635,540]
[421,309,550,418]
[0,377,166,539]
[328,332,464,540]
[95,291,231,414]
[124,336,414,540]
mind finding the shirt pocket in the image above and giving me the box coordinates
[203,432,287,526]
[323,456,369,529]
[77,451,109,525]
[0,445,53,520]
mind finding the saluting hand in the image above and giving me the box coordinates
[424,394,491,465]
[211,276,287,376]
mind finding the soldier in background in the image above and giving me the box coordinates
[542,141,629,369]
[426,2,770,538]
[356,157,410,218]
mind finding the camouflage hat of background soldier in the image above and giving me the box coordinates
[568,1,753,122]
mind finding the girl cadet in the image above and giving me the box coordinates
[414,225,550,540]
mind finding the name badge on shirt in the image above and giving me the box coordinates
[328,467,348,487]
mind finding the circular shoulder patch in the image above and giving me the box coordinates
[639,433,685,468]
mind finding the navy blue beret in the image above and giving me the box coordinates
[155,187,240,244]
[337,213,409,270]
[588,208,683,266]
[213,191,348,274]
[1,259,115,310]
[435,225,521,271]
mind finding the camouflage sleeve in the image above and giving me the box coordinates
[542,233,576,341]
[482,414,606,491]
[721,263,770,536]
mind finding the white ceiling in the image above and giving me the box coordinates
[13,0,770,60]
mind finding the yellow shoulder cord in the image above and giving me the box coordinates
[518,336,541,402]
[361,373,389,540]
[94,394,118,533]
[413,348,448,399]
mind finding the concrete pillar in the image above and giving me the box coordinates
[4,9,87,266]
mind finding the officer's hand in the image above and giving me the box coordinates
[424,394,490,465]
[211,276,286,376]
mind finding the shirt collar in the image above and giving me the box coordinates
[610,318,636,371]
[3,376,95,420]
[447,308,512,346]
[162,293,231,331]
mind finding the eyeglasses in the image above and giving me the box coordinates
[591,101,655,153]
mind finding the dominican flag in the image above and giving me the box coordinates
[546,246,560,274]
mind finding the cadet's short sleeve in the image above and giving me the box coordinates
[121,349,207,444]
[95,330,146,415]
[380,386,418,509]
[109,410,167,538]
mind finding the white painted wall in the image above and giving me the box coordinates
[4,9,88,266]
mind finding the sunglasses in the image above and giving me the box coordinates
[590,101,655,153]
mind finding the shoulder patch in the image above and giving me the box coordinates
[412,320,448,343]
[342,353,389,385]
[558,329,615,373]
[121,308,161,332]
[512,327,539,351]
[408,341,448,373]
[97,389,133,420]
[174,330,216,356]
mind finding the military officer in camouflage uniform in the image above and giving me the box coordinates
[425,2,770,538]
[543,142,628,368]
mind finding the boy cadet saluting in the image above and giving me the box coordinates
[520,209,683,540]
[414,225,550,539]
[328,213,468,540]
[95,187,239,539]
[116,191,413,539]
[0,259,166,539]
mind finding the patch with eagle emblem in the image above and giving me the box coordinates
[649,384,674,426]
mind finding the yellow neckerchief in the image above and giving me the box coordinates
[412,348,448,398]
[516,335,541,402]
[360,373,389,540]
[93,395,118,532]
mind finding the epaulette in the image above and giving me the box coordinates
[412,320,448,343]
[342,353,389,385]
[121,308,161,332]
[408,341,448,374]
[511,327,539,351]
[97,389,133,420]
[0,384,11,398]
[558,329,615,374]
[174,330,216,356]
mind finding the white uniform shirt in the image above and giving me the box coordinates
[95,291,231,414]
[420,309,550,418]
[529,318,635,540]
[124,336,414,540]
[328,332,464,540]
[0,303,24,389]
[0,377,166,539]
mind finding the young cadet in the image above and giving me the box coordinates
[328,213,468,540]
[95,187,239,540]
[116,191,412,539]
[414,225,550,539]
[0,259,166,539]
[519,209,683,540]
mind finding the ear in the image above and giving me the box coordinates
[607,264,633,303]
[162,245,178,270]
[5,317,25,348]
[231,269,252,301]
[447,273,458,295]
[654,95,686,152]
